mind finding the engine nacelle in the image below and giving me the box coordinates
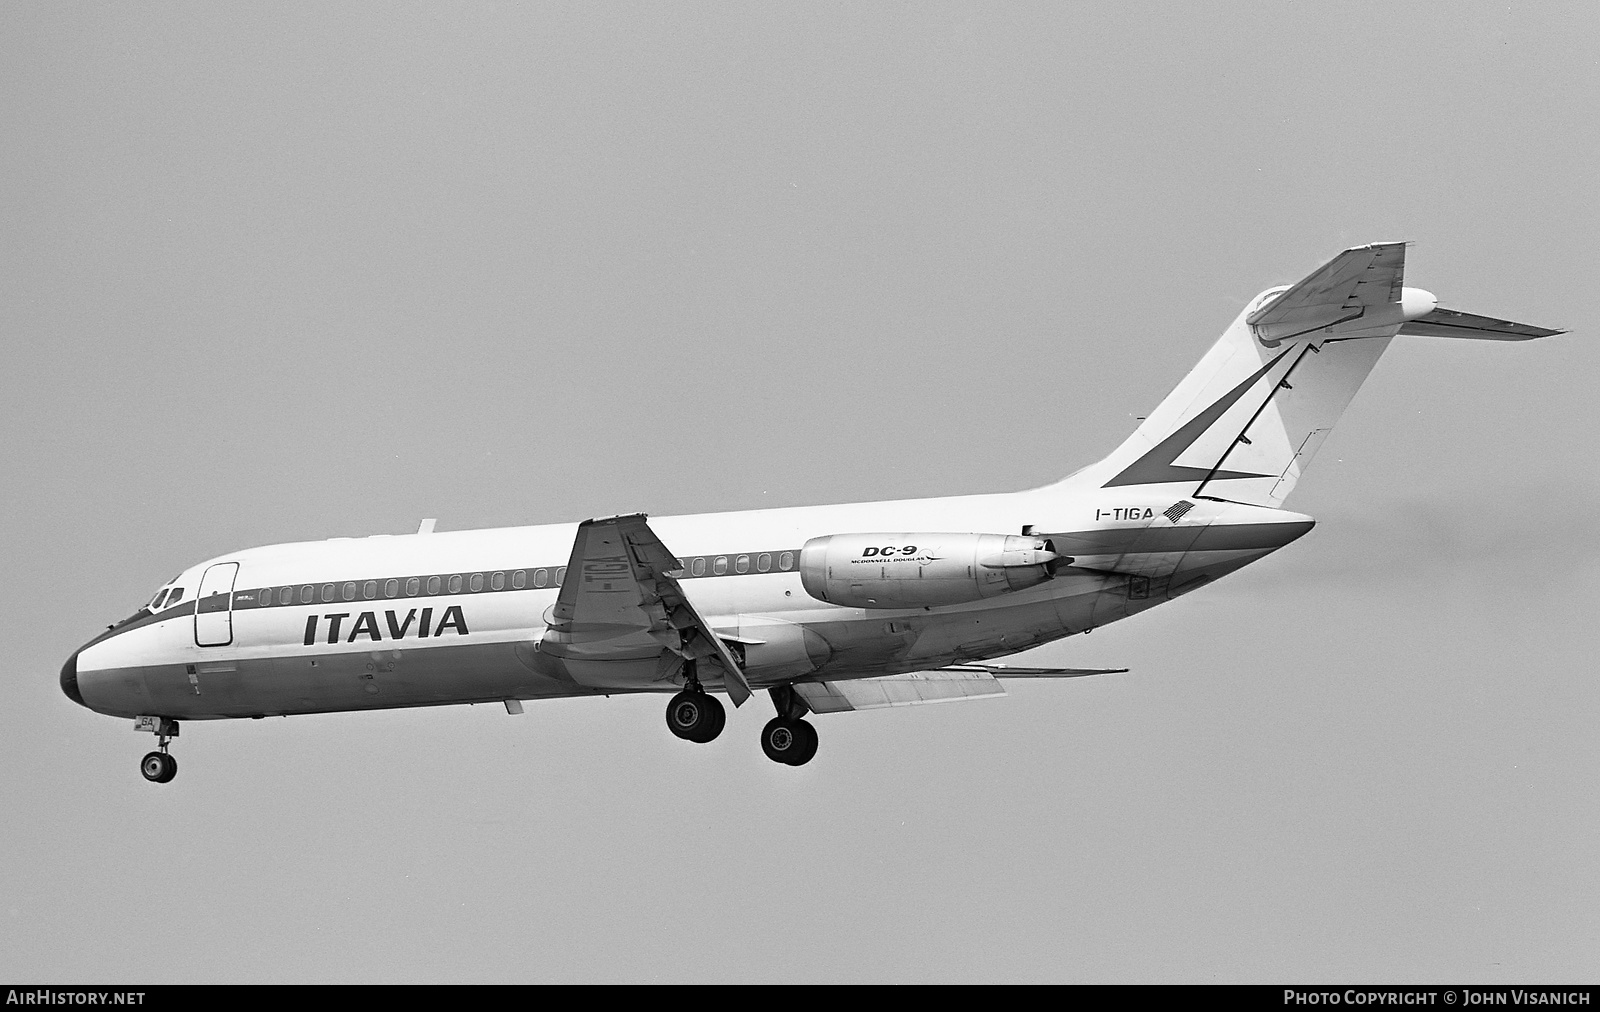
[799,533,1064,609]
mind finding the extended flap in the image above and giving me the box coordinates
[794,672,1006,713]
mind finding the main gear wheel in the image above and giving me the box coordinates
[665,690,726,743]
[760,716,818,766]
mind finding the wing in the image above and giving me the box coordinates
[1247,242,1407,344]
[540,514,753,705]
[792,664,1127,713]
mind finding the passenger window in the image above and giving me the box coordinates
[256,589,270,607]
[448,575,462,593]
[735,555,749,574]
[279,587,293,606]
[363,581,377,600]
[342,582,356,601]
[779,552,793,571]
[469,573,484,592]
[427,576,441,595]
[684,558,699,576]
[512,570,526,589]
[384,579,398,598]
[321,584,335,603]
[757,553,771,573]
[406,578,420,596]
[533,569,547,588]
[300,585,313,604]
[555,567,566,586]
[490,572,504,591]
[712,556,727,575]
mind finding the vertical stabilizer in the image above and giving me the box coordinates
[1066,243,1417,507]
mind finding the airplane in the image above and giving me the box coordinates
[60,242,1566,781]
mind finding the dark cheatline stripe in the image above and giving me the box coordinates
[85,549,802,648]
[80,600,198,649]
[1046,520,1312,557]
[238,548,803,612]
[83,523,1312,651]
[1188,520,1314,552]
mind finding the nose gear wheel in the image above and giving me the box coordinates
[140,751,177,783]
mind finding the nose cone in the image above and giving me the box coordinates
[61,649,87,708]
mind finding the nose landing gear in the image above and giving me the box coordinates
[134,716,179,783]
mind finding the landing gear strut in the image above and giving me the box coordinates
[762,685,818,766]
[135,716,179,783]
[664,661,726,743]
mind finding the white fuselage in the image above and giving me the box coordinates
[61,245,1563,780]
[65,481,1312,721]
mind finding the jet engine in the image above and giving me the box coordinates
[798,533,1065,609]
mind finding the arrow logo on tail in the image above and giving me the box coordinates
[1103,348,1293,488]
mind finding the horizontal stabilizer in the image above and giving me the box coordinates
[794,672,1006,713]
[1247,242,1413,344]
[941,663,1128,678]
[1398,307,1564,341]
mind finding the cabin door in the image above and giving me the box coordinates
[194,562,239,647]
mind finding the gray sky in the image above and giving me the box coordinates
[3,2,1596,983]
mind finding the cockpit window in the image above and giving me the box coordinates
[144,586,185,611]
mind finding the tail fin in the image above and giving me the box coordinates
[1066,242,1564,507]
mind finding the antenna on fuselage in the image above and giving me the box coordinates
[417,518,437,535]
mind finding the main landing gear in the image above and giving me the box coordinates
[761,684,818,766]
[134,716,179,783]
[664,659,728,743]
[760,716,818,766]
[665,688,727,743]
[662,668,820,766]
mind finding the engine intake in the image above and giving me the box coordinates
[799,533,1064,609]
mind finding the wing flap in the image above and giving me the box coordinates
[794,672,1006,713]
[791,662,1129,713]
